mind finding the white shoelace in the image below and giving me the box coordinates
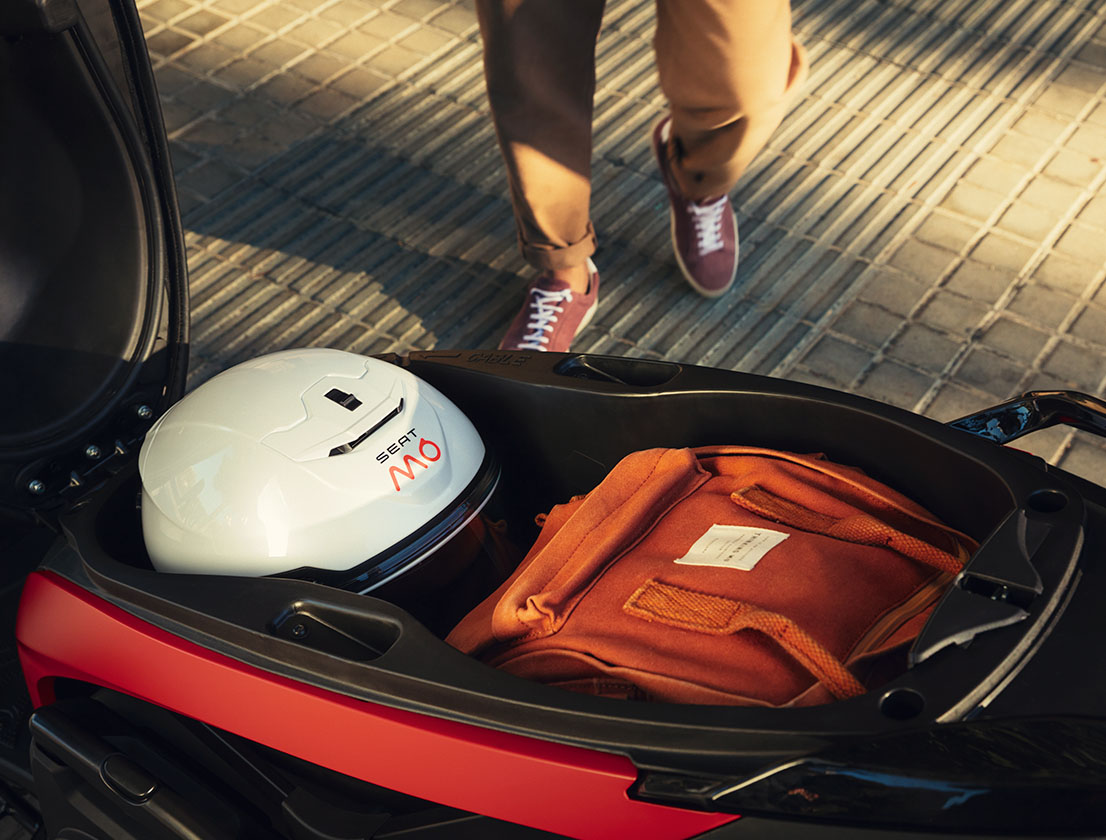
[688,197,728,255]
[517,287,574,349]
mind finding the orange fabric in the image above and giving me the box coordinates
[732,485,967,574]
[446,447,977,707]
[624,579,865,699]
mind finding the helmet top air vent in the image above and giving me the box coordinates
[329,399,405,457]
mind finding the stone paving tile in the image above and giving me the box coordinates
[1033,251,1100,295]
[1070,302,1106,345]
[886,324,962,373]
[911,210,977,256]
[1010,108,1071,143]
[1044,148,1104,185]
[970,233,1037,274]
[798,335,872,387]
[833,301,903,348]
[919,291,992,338]
[979,317,1052,365]
[857,359,934,409]
[1042,339,1106,392]
[134,0,1106,485]
[887,238,959,283]
[923,381,985,424]
[945,260,1010,301]
[996,201,1057,241]
[1060,433,1106,481]
[953,347,1030,398]
[1007,282,1078,329]
[1057,222,1106,265]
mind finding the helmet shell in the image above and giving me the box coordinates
[139,348,487,584]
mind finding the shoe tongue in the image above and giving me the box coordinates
[693,195,726,208]
[535,274,574,293]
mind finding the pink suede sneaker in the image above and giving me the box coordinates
[498,259,599,352]
[652,116,739,298]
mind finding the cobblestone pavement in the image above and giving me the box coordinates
[137,0,1106,482]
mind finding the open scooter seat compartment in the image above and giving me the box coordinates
[33,349,1097,825]
[5,1,1106,835]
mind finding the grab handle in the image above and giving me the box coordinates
[949,390,1106,444]
[730,485,970,574]
[623,579,866,700]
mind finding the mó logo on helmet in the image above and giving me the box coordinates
[387,435,443,492]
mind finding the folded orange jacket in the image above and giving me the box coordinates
[447,446,978,707]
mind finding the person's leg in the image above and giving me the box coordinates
[652,0,806,295]
[655,0,806,200]
[476,0,605,293]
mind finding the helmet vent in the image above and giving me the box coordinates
[328,398,405,457]
[325,388,362,411]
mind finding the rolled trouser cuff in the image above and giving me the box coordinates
[519,220,598,271]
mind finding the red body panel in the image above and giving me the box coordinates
[16,571,736,840]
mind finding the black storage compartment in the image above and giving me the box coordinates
[38,351,1087,759]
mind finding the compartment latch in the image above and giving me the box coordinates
[909,502,1074,667]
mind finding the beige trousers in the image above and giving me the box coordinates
[476,0,807,270]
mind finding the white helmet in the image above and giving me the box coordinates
[138,348,498,593]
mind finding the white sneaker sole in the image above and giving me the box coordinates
[569,259,599,347]
[576,298,598,336]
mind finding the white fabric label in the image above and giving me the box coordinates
[674,524,789,571]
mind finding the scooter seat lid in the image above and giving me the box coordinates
[0,0,188,517]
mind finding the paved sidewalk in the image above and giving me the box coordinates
[138,0,1106,483]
